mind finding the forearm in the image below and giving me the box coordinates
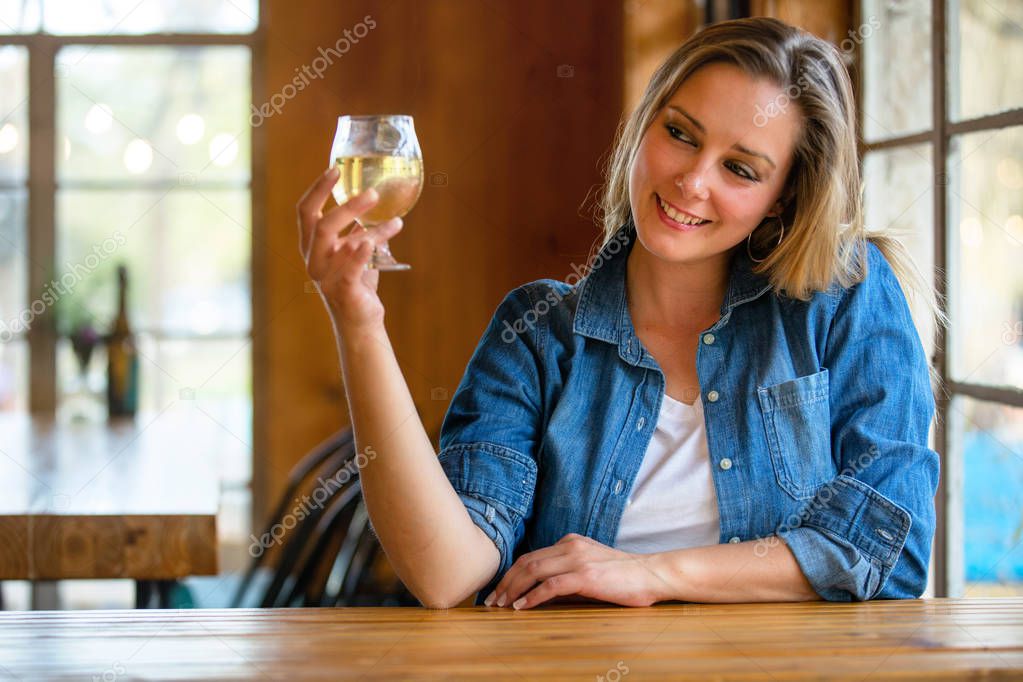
[336,320,498,607]
[648,537,819,603]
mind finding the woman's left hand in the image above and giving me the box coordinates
[483,533,669,610]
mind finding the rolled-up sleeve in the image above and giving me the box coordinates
[438,285,545,582]
[783,243,940,601]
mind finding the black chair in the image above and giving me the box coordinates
[239,426,417,608]
[317,501,418,607]
[172,427,418,609]
[239,431,360,609]
[163,429,358,609]
[266,478,363,607]
[230,429,358,608]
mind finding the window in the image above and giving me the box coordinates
[861,0,1023,597]
[54,45,252,436]
[0,1,258,35]
[0,2,259,605]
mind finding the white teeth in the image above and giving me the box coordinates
[658,196,706,225]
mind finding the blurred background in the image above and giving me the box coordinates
[0,0,1019,609]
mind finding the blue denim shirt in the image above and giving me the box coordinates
[438,224,939,603]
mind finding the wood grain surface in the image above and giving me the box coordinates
[0,599,1020,679]
[0,413,218,580]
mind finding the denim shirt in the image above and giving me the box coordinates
[438,224,939,603]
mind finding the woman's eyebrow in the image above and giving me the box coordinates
[667,105,776,169]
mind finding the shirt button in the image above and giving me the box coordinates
[636,417,646,431]
[719,458,733,471]
[707,390,720,402]
[613,479,624,494]
[728,536,741,544]
[703,333,715,345]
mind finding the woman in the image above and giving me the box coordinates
[296,17,939,609]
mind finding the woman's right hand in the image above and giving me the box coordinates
[296,166,404,334]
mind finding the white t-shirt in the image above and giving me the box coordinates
[614,393,721,554]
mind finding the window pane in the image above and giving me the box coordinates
[131,336,251,485]
[0,338,26,411]
[953,396,1023,597]
[0,1,41,34]
[950,0,1023,122]
[0,190,26,335]
[57,46,250,184]
[56,189,250,335]
[863,144,936,360]
[948,126,1023,389]
[862,0,932,141]
[41,0,257,34]
[0,46,28,184]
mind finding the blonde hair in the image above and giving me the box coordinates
[598,16,941,324]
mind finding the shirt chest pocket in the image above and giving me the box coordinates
[757,369,834,500]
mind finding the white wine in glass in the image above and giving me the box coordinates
[330,115,423,271]
[332,155,424,226]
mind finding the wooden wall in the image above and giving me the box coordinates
[623,0,853,113]
[253,1,624,523]
[750,0,853,43]
[624,0,702,111]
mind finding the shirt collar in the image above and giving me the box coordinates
[573,223,773,363]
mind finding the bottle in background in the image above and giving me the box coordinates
[107,264,139,419]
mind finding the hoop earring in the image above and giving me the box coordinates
[746,216,785,264]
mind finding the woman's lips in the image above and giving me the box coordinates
[655,194,711,232]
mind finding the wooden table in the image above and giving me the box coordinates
[0,599,1020,679]
[0,412,220,607]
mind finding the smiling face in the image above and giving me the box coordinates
[628,61,802,268]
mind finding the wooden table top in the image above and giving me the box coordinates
[0,598,1020,679]
[0,412,220,580]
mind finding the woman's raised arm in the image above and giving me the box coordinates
[296,167,499,608]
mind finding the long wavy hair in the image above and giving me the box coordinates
[598,16,939,321]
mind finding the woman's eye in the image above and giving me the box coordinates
[665,124,694,145]
[726,161,758,182]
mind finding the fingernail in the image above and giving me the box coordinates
[496,594,506,607]
[512,598,526,610]
[361,188,379,202]
[324,166,338,177]
[484,592,495,607]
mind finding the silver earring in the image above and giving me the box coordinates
[746,216,785,264]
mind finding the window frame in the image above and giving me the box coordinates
[856,0,1023,597]
[0,11,265,415]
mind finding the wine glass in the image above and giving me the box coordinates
[330,115,424,271]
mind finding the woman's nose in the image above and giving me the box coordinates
[675,171,709,201]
